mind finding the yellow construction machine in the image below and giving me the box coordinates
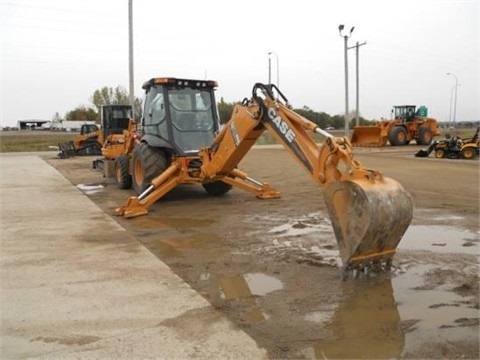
[114,78,413,275]
[351,105,441,147]
[92,105,139,187]
[58,105,136,158]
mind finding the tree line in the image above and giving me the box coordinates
[60,85,478,130]
[59,86,143,123]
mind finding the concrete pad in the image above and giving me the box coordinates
[0,154,267,359]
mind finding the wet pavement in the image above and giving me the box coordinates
[7,149,479,359]
[0,153,267,359]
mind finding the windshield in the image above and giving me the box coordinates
[168,88,216,151]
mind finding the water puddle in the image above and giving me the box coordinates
[306,279,404,359]
[301,266,479,359]
[76,183,104,195]
[217,273,284,299]
[215,273,283,324]
[393,264,479,356]
[400,225,479,255]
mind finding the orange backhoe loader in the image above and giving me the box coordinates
[350,105,441,147]
[58,105,135,158]
[92,105,139,186]
[114,78,413,275]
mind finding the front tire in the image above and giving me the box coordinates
[389,126,407,146]
[132,142,168,195]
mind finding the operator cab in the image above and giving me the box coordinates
[393,105,417,122]
[141,77,220,155]
[101,105,133,138]
[80,124,99,135]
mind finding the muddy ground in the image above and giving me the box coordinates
[43,145,479,359]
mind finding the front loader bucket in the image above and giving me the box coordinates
[350,126,388,147]
[415,149,429,157]
[57,141,76,158]
[323,177,413,272]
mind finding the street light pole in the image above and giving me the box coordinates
[448,83,461,130]
[339,25,354,136]
[348,41,366,127]
[128,0,135,109]
[268,56,271,85]
[268,51,279,89]
[446,72,458,129]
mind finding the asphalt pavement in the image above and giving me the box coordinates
[0,152,267,359]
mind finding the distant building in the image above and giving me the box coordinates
[53,120,97,132]
[17,120,97,132]
[17,120,49,130]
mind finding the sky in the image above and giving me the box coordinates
[1,0,479,127]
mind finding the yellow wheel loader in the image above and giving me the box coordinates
[351,105,441,147]
[114,78,413,275]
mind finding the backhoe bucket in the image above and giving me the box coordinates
[323,177,413,271]
[350,126,388,147]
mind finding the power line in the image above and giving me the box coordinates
[1,1,103,16]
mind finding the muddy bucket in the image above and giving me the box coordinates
[323,177,413,271]
[350,127,388,147]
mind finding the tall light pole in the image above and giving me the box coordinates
[446,72,458,129]
[448,83,461,129]
[268,56,271,85]
[348,41,366,127]
[268,51,279,89]
[339,24,354,135]
[128,0,135,110]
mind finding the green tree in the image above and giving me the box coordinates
[90,86,142,120]
[65,105,97,121]
[217,97,236,124]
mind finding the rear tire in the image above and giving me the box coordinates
[132,142,168,195]
[115,155,132,189]
[417,126,433,145]
[388,126,407,146]
[202,180,232,196]
[461,147,477,160]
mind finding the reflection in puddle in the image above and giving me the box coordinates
[309,279,404,359]
[242,308,266,324]
[217,273,284,299]
[400,225,479,255]
[303,265,478,359]
[245,273,284,296]
[216,273,283,324]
